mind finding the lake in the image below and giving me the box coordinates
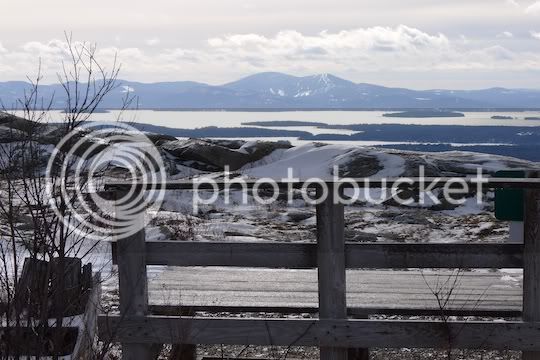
[13,110,540,161]
[25,110,540,130]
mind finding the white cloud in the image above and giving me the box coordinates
[0,42,6,53]
[208,25,450,55]
[496,31,514,38]
[525,1,540,14]
[0,26,539,88]
[202,26,537,74]
[145,38,160,46]
[531,31,540,39]
[506,0,520,7]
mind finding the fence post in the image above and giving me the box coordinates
[115,190,156,359]
[348,343,369,360]
[317,183,348,360]
[169,308,197,360]
[523,172,540,360]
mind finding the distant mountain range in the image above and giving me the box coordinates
[1,72,540,109]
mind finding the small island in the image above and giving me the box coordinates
[61,109,110,114]
[382,110,465,118]
[491,115,513,120]
[525,117,540,120]
[241,120,327,127]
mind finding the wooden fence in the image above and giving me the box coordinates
[0,261,100,359]
[98,176,540,360]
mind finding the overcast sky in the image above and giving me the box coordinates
[1,0,540,89]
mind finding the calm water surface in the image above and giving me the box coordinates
[27,110,540,130]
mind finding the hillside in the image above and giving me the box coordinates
[0,113,535,179]
[1,72,540,109]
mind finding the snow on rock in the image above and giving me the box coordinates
[370,151,406,177]
[443,195,486,216]
[238,141,538,180]
[241,143,360,179]
[426,151,534,175]
[240,143,410,180]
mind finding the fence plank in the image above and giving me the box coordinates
[317,184,348,359]
[0,326,79,356]
[15,258,49,317]
[149,304,522,318]
[144,241,316,268]
[98,316,540,350]
[50,257,82,317]
[72,272,101,359]
[104,177,540,191]
[522,173,540,360]
[111,241,523,269]
[114,191,156,359]
[346,243,522,269]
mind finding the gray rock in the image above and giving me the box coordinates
[162,139,249,170]
[338,151,382,177]
[286,209,314,222]
[205,139,246,149]
[146,132,178,145]
[345,230,378,242]
[0,126,26,143]
[161,138,292,171]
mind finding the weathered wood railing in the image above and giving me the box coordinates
[0,260,100,358]
[99,176,540,360]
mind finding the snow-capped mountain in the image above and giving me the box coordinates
[1,72,539,109]
[224,72,355,98]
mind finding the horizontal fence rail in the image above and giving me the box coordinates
[148,304,522,318]
[99,316,540,350]
[111,241,524,269]
[103,177,540,191]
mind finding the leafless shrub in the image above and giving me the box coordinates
[422,269,516,360]
[0,33,134,359]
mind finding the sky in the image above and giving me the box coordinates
[1,0,540,89]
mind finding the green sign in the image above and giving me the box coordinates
[494,170,525,221]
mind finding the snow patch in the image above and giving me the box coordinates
[269,88,285,96]
[294,90,312,97]
[240,143,361,179]
[239,144,407,180]
[444,196,485,216]
[121,85,135,93]
[370,151,406,177]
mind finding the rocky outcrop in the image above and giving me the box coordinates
[161,138,292,171]
[0,126,27,143]
[338,151,382,177]
[285,209,314,222]
[340,148,536,178]
[145,133,178,145]
[0,112,45,143]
